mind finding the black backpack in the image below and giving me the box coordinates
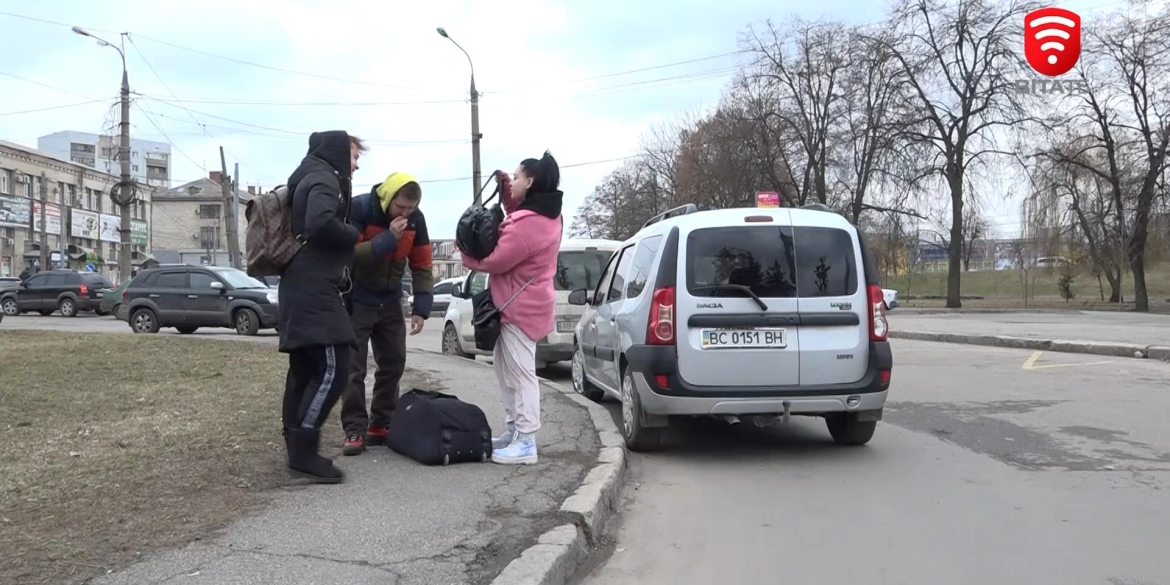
[386,389,492,465]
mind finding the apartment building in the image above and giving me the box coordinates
[150,172,248,266]
[37,130,172,190]
[0,140,153,280]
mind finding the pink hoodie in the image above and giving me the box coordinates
[461,188,562,342]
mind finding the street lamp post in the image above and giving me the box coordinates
[437,27,482,205]
[72,26,134,284]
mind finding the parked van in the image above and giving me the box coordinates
[441,238,622,368]
[567,204,893,451]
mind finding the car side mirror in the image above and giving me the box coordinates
[568,288,591,306]
[210,281,225,292]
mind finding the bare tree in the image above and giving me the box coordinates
[875,0,1036,308]
[741,18,850,206]
[1036,7,1170,312]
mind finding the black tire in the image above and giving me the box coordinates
[1,297,18,316]
[826,415,877,446]
[39,310,54,316]
[176,326,199,335]
[112,304,122,320]
[130,308,160,334]
[58,298,77,318]
[234,308,260,336]
[442,323,473,359]
[571,343,604,402]
[620,367,663,452]
[95,309,108,316]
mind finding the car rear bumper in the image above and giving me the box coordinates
[536,340,574,364]
[625,341,893,416]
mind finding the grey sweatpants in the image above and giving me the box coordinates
[493,322,541,434]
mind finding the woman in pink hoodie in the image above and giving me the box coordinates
[460,151,563,465]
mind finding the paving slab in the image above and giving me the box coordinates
[92,349,598,585]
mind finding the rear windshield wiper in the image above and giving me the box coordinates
[691,284,769,311]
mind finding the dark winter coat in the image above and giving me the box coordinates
[277,130,361,352]
[348,187,435,317]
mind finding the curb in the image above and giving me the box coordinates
[890,330,1170,362]
[410,350,626,585]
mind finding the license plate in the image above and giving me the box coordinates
[557,321,575,333]
[701,328,787,349]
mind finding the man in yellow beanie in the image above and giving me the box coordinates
[340,171,434,455]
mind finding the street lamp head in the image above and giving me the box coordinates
[436,27,449,38]
[71,26,90,37]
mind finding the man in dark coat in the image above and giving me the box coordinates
[278,130,365,484]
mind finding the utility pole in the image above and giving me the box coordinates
[470,76,482,203]
[232,161,241,269]
[71,26,133,283]
[39,172,49,270]
[437,27,483,204]
[219,147,241,269]
[117,43,132,284]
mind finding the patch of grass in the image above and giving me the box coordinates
[0,331,359,584]
[883,263,1170,305]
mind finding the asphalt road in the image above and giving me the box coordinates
[891,310,1170,347]
[11,313,1170,584]
[578,340,1170,585]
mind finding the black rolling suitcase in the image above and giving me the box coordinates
[387,389,493,465]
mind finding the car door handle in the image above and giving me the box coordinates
[149,294,160,298]
[187,295,198,299]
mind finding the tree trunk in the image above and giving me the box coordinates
[1105,269,1121,303]
[1127,219,1146,313]
[946,183,964,309]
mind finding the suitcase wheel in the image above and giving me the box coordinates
[481,451,488,463]
[443,453,450,466]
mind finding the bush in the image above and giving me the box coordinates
[1058,270,1076,302]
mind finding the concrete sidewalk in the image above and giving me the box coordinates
[93,350,600,585]
[890,312,1170,362]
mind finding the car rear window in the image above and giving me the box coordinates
[555,250,614,292]
[686,226,857,298]
[83,274,111,287]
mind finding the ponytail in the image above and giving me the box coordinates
[520,150,561,194]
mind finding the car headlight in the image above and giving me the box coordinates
[266,290,279,304]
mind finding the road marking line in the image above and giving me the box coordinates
[1023,350,1114,370]
[1023,351,1042,370]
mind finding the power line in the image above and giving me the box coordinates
[131,99,206,172]
[0,71,105,101]
[0,99,115,117]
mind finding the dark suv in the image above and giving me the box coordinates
[123,265,279,335]
[1,270,113,317]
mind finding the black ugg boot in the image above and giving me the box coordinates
[287,429,345,484]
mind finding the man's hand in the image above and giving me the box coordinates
[409,315,425,335]
[389,216,408,238]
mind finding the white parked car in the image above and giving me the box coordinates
[441,238,622,369]
[882,288,898,310]
[430,276,465,317]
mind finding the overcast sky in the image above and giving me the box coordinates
[0,0,1127,239]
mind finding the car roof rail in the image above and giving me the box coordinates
[642,203,698,229]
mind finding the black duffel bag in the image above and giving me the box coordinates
[387,389,492,466]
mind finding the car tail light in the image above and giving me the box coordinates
[78,283,88,296]
[121,288,128,303]
[646,286,675,345]
[867,284,888,342]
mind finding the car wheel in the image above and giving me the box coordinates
[176,326,199,334]
[826,415,877,446]
[234,308,260,336]
[621,367,663,452]
[1,298,18,316]
[131,308,160,334]
[58,298,77,318]
[112,304,122,320]
[572,344,604,402]
[442,323,472,359]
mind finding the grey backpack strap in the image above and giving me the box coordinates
[498,275,538,312]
